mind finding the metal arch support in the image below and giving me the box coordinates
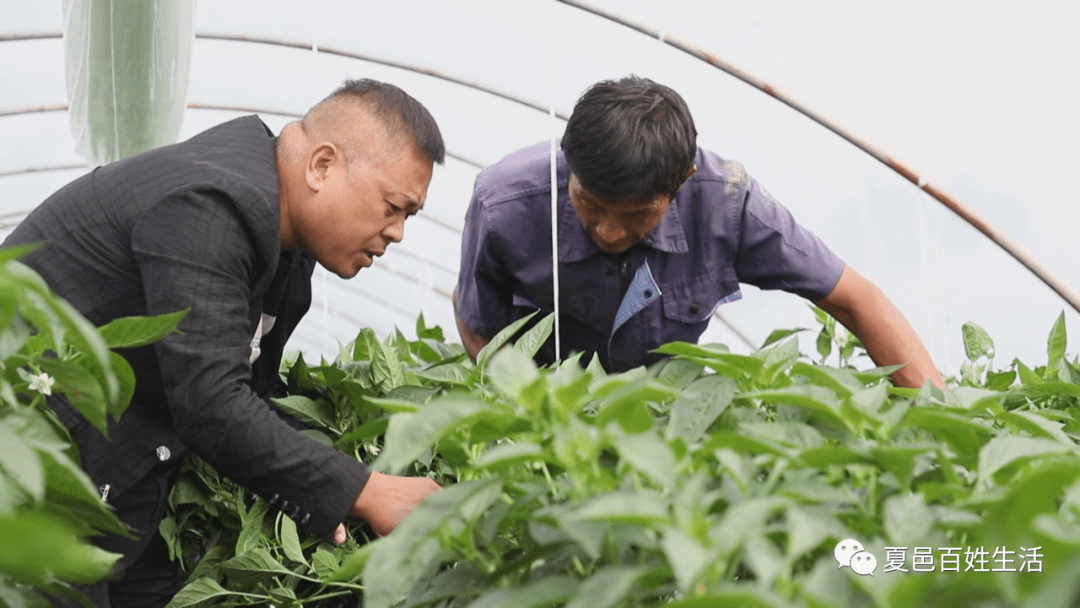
[556,0,1080,316]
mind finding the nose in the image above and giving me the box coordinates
[594,219,626,245]
[384,216,405,243]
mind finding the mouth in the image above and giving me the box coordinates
[361,249,385,267]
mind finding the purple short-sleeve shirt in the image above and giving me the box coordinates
[457,142,844,372]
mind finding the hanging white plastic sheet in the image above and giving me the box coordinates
[62,0,195,166]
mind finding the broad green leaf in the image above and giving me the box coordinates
[705,431,792,459]
[38,446,128,537]
[661,527,710,592]
[898,407,992,457]
[883,493,935,545]
[464,576,579,608]
[741,421,824,450]
[799,446,874,469]
[761,327,807,348]
[572,491,668,526]
[363,479,502,608]
[363,396,422,414]
[235,498,268,555]
[271,395,335,430]
[0,511,119,587]
[488,347,541,404]
[337,417,390,444]
[872,445,935,488]
[0,421,44,502]
[656,342,763,379]
[472,441,543,471]
[740,385,847,431]
[977,435,1075,484]
[596,378,672,433]
[413,362,470,386]
[613,431,677,487]
[655,357,705,390]
[97,309,188,349]
[562,565,647,608]
[947,386,1005,411]
[278,514,306,565]
[962,321,995,360]
[666,375,735,444]
[165,576,259,608]
[513,312,554,358]
[220,548,298,587]
[372,341,405,391]
[475,311,539,371]
[36,357,108,436]
[373,395,494,475]
[790,361,861,397]
[0,242,41,264]
[1048,311,1068,375]
[107,350,136,419]
[998,410,1073,445]
[312,548,342,580]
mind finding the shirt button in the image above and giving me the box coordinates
[688,305,700,314]
[156,446,171,461]
[644,289,653,298]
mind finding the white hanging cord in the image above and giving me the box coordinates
[549,60,562,361]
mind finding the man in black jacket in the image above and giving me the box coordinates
[4,78,443,606]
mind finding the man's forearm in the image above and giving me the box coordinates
[817,266,944,389]
[452,288,491,360]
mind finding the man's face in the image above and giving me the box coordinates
[568,173,672,255]
[294,143,433,278]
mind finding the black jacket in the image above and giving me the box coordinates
[3,116,369,541]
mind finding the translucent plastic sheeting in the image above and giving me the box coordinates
[62,0,195,165]
[1,0,1077,375]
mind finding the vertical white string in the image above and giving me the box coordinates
[549,56,561,361]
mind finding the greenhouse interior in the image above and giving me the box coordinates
[3,1,1080,607]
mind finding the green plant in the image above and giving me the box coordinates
[0,244,187,607]
[165,311,1080,608]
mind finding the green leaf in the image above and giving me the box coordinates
[883,493,935,545]
[312,547,342,580]
[0,511,119,587]
[962,321,995,360]
[235,498,269,555]
[464,576,579,608]
[363,479,502,608]
[899,408,991,461]
[666,375,735,444]
[96,309,188,349]
[36,357,109,436]
[0,421,44,502]
[278,514,306,565]
[998,410,1073,445]
[475,311,539,371]
[740,385,847,431]
[661,527,710,592]
[221,548,297,587]
[572,491,668,526]
[513,312,554,358]
[107,349,137,419]
[761,327,808,348]
[372,340,405,391]
[613,431,677,487]
[373,395,495,475]
[977,435,1075,485]
[165,576,259,608]
[488,347,542,405]
[472,441,543,471]
[1048,311,1068,375]
[270,395,335,430]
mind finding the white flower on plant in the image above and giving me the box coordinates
[368,444,380,455]
[27,372,54,396]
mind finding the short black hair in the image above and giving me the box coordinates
[316,78,446,166]
[561,75,697,200]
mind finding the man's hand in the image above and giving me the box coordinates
[334,470,441,542]
[816,264,945,390]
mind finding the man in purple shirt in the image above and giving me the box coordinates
[455,76,942,389]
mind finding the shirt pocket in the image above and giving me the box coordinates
[661,268,742,324]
